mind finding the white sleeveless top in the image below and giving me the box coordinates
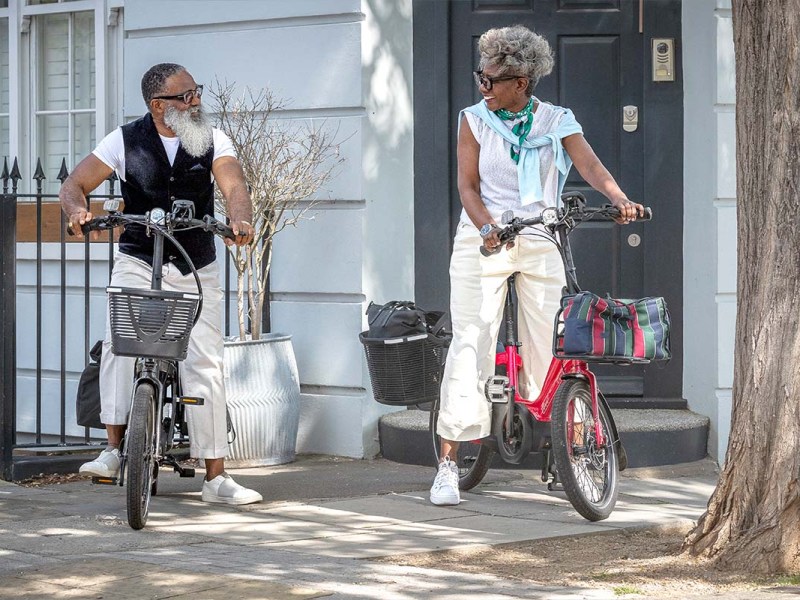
[462,100,565,225]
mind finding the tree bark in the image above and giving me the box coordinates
[684,0,800,573]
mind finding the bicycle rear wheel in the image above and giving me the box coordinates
[429,396,494,491]
[126,382,157,530]
[551,379,618,521]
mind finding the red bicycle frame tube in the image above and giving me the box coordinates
[495,345,606,446]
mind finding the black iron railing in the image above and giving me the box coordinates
[0,157,238,481]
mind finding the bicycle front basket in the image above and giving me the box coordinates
[359,331,451,406]
[107,287,200,360]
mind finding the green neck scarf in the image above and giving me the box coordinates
[494,97,535,164]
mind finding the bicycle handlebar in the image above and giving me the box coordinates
[479,203,653,257]
[78,212,236,241]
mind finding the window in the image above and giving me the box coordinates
[33,10,96,190]
[0,0,124,192]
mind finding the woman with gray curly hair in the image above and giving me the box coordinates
[429,25,644,506]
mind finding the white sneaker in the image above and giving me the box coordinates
[430,457,461,506]
[79,448,120,478]
[201,473,263,505]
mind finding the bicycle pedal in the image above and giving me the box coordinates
[178,396,205,406]
[175,467,195,477]
[91,476,118,485]
[484,375,510,402]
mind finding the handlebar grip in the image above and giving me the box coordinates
[218,223,237,240]
[479,244,502,257]
[640,207,653,221]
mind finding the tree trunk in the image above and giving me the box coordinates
[683,0,800,573]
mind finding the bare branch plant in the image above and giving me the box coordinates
[211,80,343,340]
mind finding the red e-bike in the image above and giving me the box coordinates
[431,192,651,521]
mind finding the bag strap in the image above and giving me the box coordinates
[429,311,451,337]
[89,339,103,363]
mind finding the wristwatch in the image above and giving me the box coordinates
[479,223,496,238]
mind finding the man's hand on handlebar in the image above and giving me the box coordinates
[226,219,254,247]
[609,196,645,225]
[66,209,101,241]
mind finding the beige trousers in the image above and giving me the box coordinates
[99,253,229,459]
[436,222,565,442]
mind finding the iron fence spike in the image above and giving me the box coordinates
[1,158,8,181]
[56,158,70,183]
[33,158,46,181]
[9,158,21,182]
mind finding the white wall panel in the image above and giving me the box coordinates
[716,111,736,198]
[270,208,363,295]
[716,203,736,293]
[123,23,362,117]
[15,288,107,372]
[715,388,732,463]
[716,15,735,105]
[15,374,89,438]
[270,301,363,388]
[717,295,736,389]
[296,392,363,457]
[125,0,361,32]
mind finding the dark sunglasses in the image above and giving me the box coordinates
[473,71,523,91]
[153,85,204,105]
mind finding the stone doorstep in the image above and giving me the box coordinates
[379,407,710,468]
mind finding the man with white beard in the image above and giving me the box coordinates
[59,63,262,505]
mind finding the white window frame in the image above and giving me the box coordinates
[4,0,122,188]
[0,6,11,163]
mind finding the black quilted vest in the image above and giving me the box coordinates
[118,113,215,275]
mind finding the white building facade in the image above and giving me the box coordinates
[4,0,737,463]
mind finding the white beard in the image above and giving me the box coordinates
[163,105,214,158]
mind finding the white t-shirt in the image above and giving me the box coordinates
[462,100,565,224]
[92,126,236,181]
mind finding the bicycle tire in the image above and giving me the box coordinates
[126,382,157,530]
[551,379,619,521]
[429,396,494,491]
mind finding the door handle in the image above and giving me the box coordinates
[623,105,638,132]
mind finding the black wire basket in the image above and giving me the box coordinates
[107,286,200,360]
[359,331,451,406]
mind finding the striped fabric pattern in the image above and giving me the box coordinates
[560,292,671,361]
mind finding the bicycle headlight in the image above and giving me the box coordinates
[149,208,166,225]
[541,207,559,226]
[103,199,120,212]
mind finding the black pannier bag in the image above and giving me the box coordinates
[76,340,104,429]
[360,300,452,406]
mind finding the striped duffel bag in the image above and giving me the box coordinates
[555,292,671,362]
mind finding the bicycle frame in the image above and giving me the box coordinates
[491,208,613,456]
[495,277,606,449]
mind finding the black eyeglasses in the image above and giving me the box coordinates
[473,71,523,91]
[153,85,204,105]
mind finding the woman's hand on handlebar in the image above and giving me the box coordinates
[225,219,254,247]
[66,209,101,241]
[609,196,645,225]
[482,226,514,253]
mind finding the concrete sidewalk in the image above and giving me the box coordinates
[0,455,734,599]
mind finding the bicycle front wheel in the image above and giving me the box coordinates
[430,397,494,491]
[551,379,619,521]
[126,382,158,530]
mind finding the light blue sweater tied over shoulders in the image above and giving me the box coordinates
[460,98,583,207]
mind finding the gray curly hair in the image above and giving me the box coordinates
[478,25,554,96]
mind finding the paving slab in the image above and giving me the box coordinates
[0,455,720,599]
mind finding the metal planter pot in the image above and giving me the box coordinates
[223,333,300,467]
